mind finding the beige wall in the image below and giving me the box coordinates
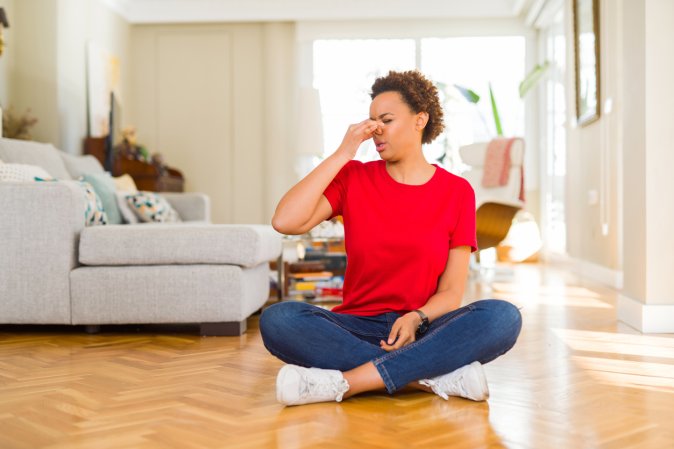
[0,0,14,110]
[564,0,621,271]
[621,0,646,301]
[563,0,674,330]
[129,22,296,225]
[57,0,130,154]
[263,23,297,223]
[7,0,59,145]
[643,0,674,304]
[615,0,674,331]
[2,0,129,152]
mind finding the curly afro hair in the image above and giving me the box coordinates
[370,70,445,144]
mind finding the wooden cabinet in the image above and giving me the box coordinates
[111,157,184,192]
[84,137,184,192]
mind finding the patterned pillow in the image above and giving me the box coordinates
[79,181,109,226]
[81,173,122,225]
[0,163,52,182]
[126,191,182,223]
[115,191,139,224]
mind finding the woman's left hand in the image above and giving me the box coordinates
[380,312,422,352]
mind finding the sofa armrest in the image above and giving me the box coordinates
[161,192,211,222]
[0,182,85,324]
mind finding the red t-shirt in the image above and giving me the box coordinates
[323,160,477,316]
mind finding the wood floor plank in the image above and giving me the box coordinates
[1,263,673,449]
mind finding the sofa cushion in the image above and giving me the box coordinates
[0,163,52,182]
[79,223,282,267]
[0,138,73,179]
[60,151,105,178]
[70,263,270,324]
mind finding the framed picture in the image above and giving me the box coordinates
[573,0,600,126]
[86,41,121,138]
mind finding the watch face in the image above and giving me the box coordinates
[418,320,429,334]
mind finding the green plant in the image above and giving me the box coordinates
[519,61,550,98]
[454,60,550,137]
[488,83,503,136]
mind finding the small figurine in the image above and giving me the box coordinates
[116,126,150,162]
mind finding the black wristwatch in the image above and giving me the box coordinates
[413,309,429,335]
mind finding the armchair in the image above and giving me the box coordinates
[459,139,525,252]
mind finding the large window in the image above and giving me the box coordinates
[422,36,526,170]
[313,39,416,162]
[542,20,567,253]
[313,36,526,172]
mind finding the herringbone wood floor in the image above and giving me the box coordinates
[1,263,673,449]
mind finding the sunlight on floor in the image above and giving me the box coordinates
[491,282,610,309]
[553,326,674,393]
[491,283,603,299]
[552,328,674,359]
[573,356,674,393]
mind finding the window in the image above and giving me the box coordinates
[542,21,567,253]
[313,36,526,171]
[421,37,526,170]
[313,39,416,162]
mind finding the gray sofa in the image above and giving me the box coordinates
[0,137,282,335]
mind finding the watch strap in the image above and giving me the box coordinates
[413,309,429,334]
[413,309,428,323]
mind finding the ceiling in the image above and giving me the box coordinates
[103,0,540,24]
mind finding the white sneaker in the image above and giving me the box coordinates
[276,364,350,406]
[419,362,490,401]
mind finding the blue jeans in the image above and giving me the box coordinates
[259,299,522,394]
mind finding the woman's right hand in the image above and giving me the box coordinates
[335,119,380,160]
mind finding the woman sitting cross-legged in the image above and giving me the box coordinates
[262,70,522,406]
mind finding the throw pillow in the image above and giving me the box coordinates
[113,174,138,193]
[0,163,52,182]
[81,173,123,225]
[126,191,182,223]
[35,178,108,226]
[79,181,109,226]
[115,191,139,224]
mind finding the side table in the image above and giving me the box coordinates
[275,235,345,302]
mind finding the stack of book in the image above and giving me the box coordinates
[303,252,347,275]
[287,270,344,302]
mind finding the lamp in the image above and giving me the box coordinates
[0,8,9,57]
[295,86,325,179]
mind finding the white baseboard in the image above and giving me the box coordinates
[545,252,624,289]
[618,295,674,333]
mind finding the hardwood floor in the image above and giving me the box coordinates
[1,263,673,449]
